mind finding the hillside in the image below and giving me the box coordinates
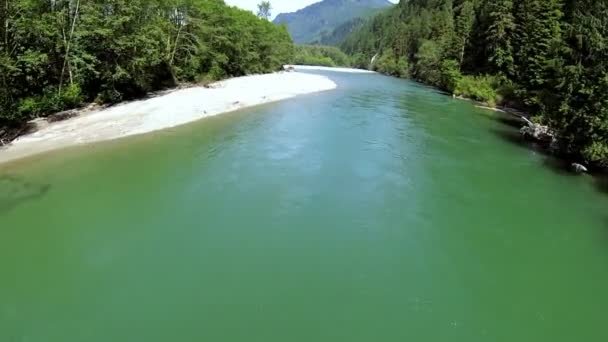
[315,17,366,46]
[273,0,393,44]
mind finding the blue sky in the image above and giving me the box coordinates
[225,0,398,19]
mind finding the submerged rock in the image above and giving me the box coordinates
[0,174,50,212]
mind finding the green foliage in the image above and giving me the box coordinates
[439,59,462,92]
[18,84,83,118]
[342,0,608,165]
[483,0,515,75]
[414,40,444,86]
[293,45,351,67]
[512,0,564,108]
[450,1,475,65]
[257,1,272,20]
[454,75,498,107]
[542,0,608,164]
[0,0,294,128]
[373,50,410,77]
[348,53,366,69]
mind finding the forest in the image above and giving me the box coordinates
[293,45,352,67]
[0,0,293,138]
[342,0,608,166]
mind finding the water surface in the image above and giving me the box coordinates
[1,71,607,341]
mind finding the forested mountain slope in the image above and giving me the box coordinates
[342,0,608,166]
[0,0,293,139]
[273,0,393,44]
[316,17,367,46]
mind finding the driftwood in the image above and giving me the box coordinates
[519,117,555,143]
[571,163,588,173]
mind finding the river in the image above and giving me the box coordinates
[1,70,607,341]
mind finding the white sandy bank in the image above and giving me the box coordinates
[0,72,336,164]
[287,65,375,74]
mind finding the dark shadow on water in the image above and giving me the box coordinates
[598,216,608,240]
[593,175,608,196]
[541,157,580,177]
[491,128,580,176]
[475,108,527,130]
[0,174,50,214]
[490,127,545,152]
[494,115,526,129]
[491,126,608,198]
[489,113,580,176]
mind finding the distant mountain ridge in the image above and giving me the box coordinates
[273,0,393,44]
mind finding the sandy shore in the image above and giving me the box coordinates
[0,71,336,164]
[288,65,375,73]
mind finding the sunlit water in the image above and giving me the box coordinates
[1,71,607,341]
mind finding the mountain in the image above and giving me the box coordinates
[273,0,393,44]
[315,17,366,46]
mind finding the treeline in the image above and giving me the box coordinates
[294,45,351,67]
[342,0,608,166]
[0,0,293,131]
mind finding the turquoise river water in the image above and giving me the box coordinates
[1,70,608,341]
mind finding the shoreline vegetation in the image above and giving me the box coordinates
[1,0,294,146]
[0,68,338,165]
[336,0,608,170]
[293,45,353,68]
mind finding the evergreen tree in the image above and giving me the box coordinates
[484,0,515,75]
[546,0,608,164]
[452,0,475,67]
[512,0,564,106]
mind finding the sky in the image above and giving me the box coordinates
[225,0,398,20]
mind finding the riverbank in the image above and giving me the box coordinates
[288,65,375,73]
[0,71,336,164]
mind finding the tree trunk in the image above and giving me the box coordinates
[3,0,9,48]
[59,0,80,95]
[459,37,467,68]
[169,25,183,67]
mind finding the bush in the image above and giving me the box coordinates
[17,84,83,118]
[453,75,498,107]
[373,50,410,77]
[439,59,462,92]
[61,84,84,108]
[494,78,517,106]
[351,53,371,69]
[583,141,608,166]
[293,45,351,67]
[414,40,443,86]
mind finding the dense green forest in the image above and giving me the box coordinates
[0,0,293,137]
[342,0,608,166]
[293,45,352,67]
